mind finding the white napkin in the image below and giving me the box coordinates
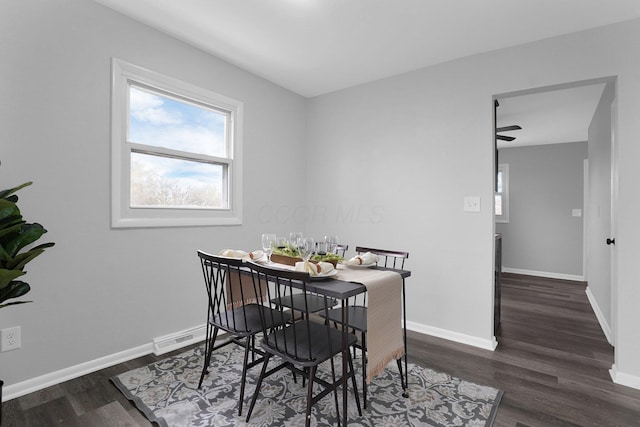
[316,261,335,275]
[346,252,379,266]
[294,261,334,277]
[219,249,264,261]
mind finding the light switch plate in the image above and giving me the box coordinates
[572,209,582,217]
[464,196,481,212]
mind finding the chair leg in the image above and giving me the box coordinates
[361,331,367,410]
[396,357,406,390]
[328,356,341,425]
[198,325,218,389]
[246,353,271,422]
[305,365,317,427]
[238,337,253,416]
[352,327,358,360]
[347,350,362,416]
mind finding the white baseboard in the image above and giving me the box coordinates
[610,364,640,390]
[3,343,153,402]
[406,321,497,351]
[502,267,584,282]
[3,324,207,402]
[585,287,613,345]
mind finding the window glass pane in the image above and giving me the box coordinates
[495,194,503,216]
[496,170,503,193]
[130,152,226,209]
[128,85,227,157]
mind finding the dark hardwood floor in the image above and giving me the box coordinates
[3,273,640,426]
[411,273,640,426]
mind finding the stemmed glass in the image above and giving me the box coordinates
[325,235,339,254]
[289,232,303,255]
[297,236,315,262]
[261,233,276,263]
[316,241,328,256]
[275,237,287,251]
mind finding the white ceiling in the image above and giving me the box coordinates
[96,0,638,145]
[496,84,606,148]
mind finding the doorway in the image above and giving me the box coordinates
[492,77,618,350]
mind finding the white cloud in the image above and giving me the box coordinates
[130,87,182,125]
[130,88,162,110]
[132,107,182,125]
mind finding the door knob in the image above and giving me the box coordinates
[606,238,616,245]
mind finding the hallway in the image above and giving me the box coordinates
[407,273,640,426]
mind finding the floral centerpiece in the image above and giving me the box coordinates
[271,245,343,267]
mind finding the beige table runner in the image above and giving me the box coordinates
[336,265,404,383]
[226,272,264,308]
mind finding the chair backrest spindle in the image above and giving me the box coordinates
[334,244,348,257]
[355,246,408,270]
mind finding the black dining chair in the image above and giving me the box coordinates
[334,244,348,257]
[245,262,362,427]
[197,250,291,416]
[319,246,409,409]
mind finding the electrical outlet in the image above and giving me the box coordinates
[1,326,21,351]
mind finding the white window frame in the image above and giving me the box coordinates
[495,163,509,223]
[111,58,243,228]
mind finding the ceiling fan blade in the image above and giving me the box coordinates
[496,125,522,132]
[496,134,516,142]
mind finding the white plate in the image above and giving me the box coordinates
[344,262,376,269]
[311,269,338,280]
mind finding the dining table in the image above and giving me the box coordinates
[256,259,412,426]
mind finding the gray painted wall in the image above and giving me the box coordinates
[496,142,587,277]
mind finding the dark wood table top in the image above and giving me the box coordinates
[250,262,410,300]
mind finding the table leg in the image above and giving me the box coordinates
[402,279,409,398]
[341,298,348,426]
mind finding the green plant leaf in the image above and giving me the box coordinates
[8,247,46,270]
[0,199,19,221]
[5,223,47,258]
[0,280,31,305]
[0,243,11,264]
[30,242,56,251]
[0,270,26,290]
[0,301,32,308]
[0,212,23,226]
[0,182,32,200]
[0,220,25,240]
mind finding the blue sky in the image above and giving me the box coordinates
[128,85,226,186]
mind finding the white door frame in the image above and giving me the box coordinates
[610,92,619,347]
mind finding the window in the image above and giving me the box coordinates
[111,59,243,227]
[495,164,509,223]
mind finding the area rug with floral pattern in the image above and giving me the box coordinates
[111,343,502,426]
